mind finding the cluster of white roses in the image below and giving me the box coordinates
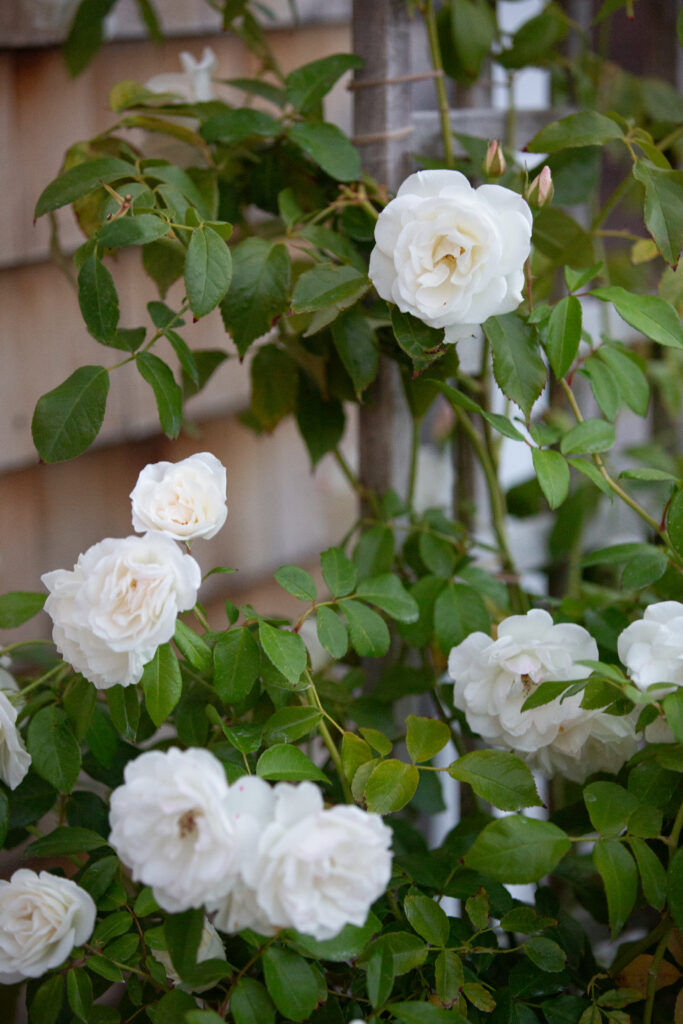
[42,452,227,690]
[109,746,393,941]
[448,603,683,781]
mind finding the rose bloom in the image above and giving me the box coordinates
[617,601,683,691]
[242,781,393,941]
[0,689,31,791]
[0,870,96,982]
[369,169,532,343]
[448,609,636,781]
[109,748,243,913]
[42,533,200,689]
[131,452,228,542]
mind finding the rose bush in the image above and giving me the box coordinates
[42,533,201,688]
[368,169,533,342]
[1,1,682,1022]
[0,871,95,983]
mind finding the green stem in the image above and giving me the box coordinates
[407,420,420,508]
[303,674,353,803]
[643,921,672,1024]
[451,406,527,613]
[334,448,381,516]
[559,379,674,545]
[421,0,455,168]
[668,798,683,858]
[0,639,54,657]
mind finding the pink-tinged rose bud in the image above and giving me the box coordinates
[526,166,554,208]
[483,139,506,177]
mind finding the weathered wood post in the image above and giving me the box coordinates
[352,0,415,503]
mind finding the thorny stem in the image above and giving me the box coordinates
[420,0,455,169]
[643,921,672,1024]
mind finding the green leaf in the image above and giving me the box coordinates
[341,732,374,782]
[220,239,291,357]
[147,989,197,1024]
[632,160,683,265]
[450,0,497,79]
[584,781,639,837]
[78,254,120,344]
[98,213,170,248]
[419,533,456,578]
[532,448,570,510]
[524,937,567,973]
[546,295,582,379]
[173,620,212,673]
[365,759,420,813]
[391,308,444,372]
[464,816,571,883]
[78,855,118,901]
[620,467,677,482]
[367,943,395,1008]
[231,978,276,1024]
[67,966,93,1022]
[621,549,668,589]
[527,111,623,153]
[581,541,659,567]
[361,932,429,976]
[27,707,82,793]
[404,893,450,947]
[32,365,109,462]
[288,121,361,181]
[224,723,263,755]
[449,751,543,811]
[34,156,134,217]
[213,628,260,703]
[185,225,232,318]
[354,526,395,580]
[435,949,464,1005]
[560,419,615,455]
[356,574,419,624]
[29,973,64,1024]
[597,345,649,417]
[250,344,298,431]
[0,591,46,628]
[264,707,322,745]
[581,356,620,421]
[316,606,348,659]
[292,913,381,962]
[565,262,603,293]
[64,676,96,740]
[143,238,186,298]
[406,715,450,764]
[331,308,379,396]
[667,487,683,558]
[668,847,683,928]
[591,286,683,350]
[486,314,547,417]
[360,727,392,756]
[262,946,322,1021]
[256,743,329,783]
[296,374,345,467]
[259,621,308,684]
[663,689,683,743]
[286,53,364,111]
[25,826,108,857]
[321,547,357,597]
[343,599,391,657]
[135,352,182,438]
[593,839,638,937]
[433,583,490,654]
[164,906,203,982]
[275,565,317,602]
[141,643,182,726]
[200,108,281,144]
[497,2,567,70]
[628,837,666,911]
[292,262,369,314]
[391,1002,468,1024]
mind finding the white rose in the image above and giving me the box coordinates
[447,609,636,780]
[243,781,393,941]
[42,533,200,689]
[151,918,226,991]
[617,601,683,690]
[369,170,532,343]
[0,690,31,791]
[109,747,242,913]
[130,452,227,542]
[0,870,95,982]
